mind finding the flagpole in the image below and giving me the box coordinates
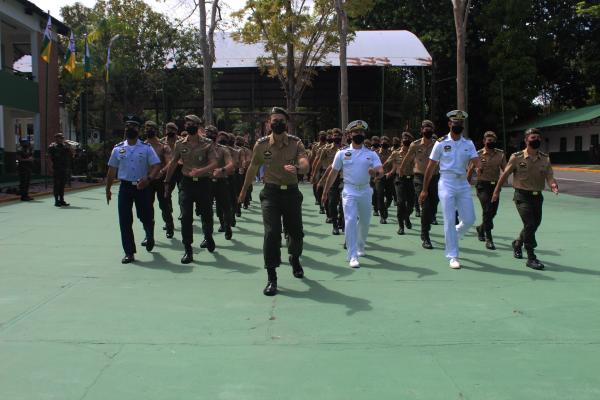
[43,11,51,189]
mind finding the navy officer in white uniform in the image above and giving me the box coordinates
[321,120,383,268]
[419,110,480,269]
[106,115,162,264]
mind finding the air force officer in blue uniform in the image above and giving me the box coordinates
[106,115,161,264]
[322,120,383,269]
[419,110,480,269]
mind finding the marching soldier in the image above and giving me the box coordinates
[106,115,161,264]
[374,135,394,224]
[315,129,345,234]
[144,121,175,238]
[207,128,235,240]
[236,136,253,209]
[467,131,506,250]
[310,131,327,206]
[160,122,181,231]
[47,133,72,207]
[238,107,309,296]
[399,120,440,249]
[163,115,218,264]
[420,110,479,269]
[492,128,559,270]
[385,132,415,235]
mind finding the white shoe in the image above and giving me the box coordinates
[349,257,360,268]
[449,258,461,269]
[357,250,366,257]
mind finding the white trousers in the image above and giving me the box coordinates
[438,176,476,259]
[342,185,373,260]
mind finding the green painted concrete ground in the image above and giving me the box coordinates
[1,184,599,400]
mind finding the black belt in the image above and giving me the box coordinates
[182,175,210,182]
[477,180,498,186]
[515,188,542,196]
[120,180,140,185]
[264,183,298,190]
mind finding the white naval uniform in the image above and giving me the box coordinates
[430,135,479,259]
[332,144,382,260]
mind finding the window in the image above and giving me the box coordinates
[591,134,599,147]
[560,137,567,152]
[575,136,583,152]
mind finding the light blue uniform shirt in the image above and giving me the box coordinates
[430,135,478,175]
[332,145,382,186]
[107,139,161,182]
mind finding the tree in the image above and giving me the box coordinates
[335,0,349,130]
[198,0,222,125]
[451,0,472,119]
[232,0,339,131]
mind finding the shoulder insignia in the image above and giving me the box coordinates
[257,136,270,143]
[539,151,548,157]
[437,135,447,142]
[513,151,524,157]
[412,139,420,144]
[495,148,504,153]
[477,148,484,154]
[286,134,301,141]
[114,141,125,147]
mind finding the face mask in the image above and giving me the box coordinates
[167,131,176,137]
[218,139,228,145]
[125,128,138,139]
[372,143,380,149]
[319,136,326,142]
[326,138,334,144]
[333,137,342,145]
[146,130,157,138]
[236,141,244,147]
[528,139,541,149]
[485,141,496,149]
[422,130,433,139]
[381,143,390,149]
[402,139,412,147]
[228,140,235,146]
[187,126,198,135]
[352,134,365,145]
[393,143,400,150]
[451,125,464,134]
[207,134,217,142]
[271,120,286,134]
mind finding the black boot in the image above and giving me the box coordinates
[204,236,216,253]
[289,255,304,278]
[263,268,278,296]
[485,231,495,250]
[525,248,544,269]
[397,222,405,235]
[405,217,412,230]
[181,245,193,264]
[121,254,135,264]
[225,227,233,240]
[476,225,485,242]
[166,225,174,239]
[421,236,433,249]
[512,240,523,259]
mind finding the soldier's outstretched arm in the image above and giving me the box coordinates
[418,159,438,205]
[492,163,515,202]
[239,163,260,204]
[321,168,340,205]
[105,166,117,205]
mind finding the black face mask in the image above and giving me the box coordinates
[393,143,400,150]
[333,137,342,145]
[372,143,381,149]
[271,120,286,135]
[125,128,138,139]
[381,143,390,149]
[326,138,334,144]
[319,136,326,142]
[451,125,464,134]
[352,134,365,144]
[167,131,176,137]
[187,126,198,135]
[528,139,541,149]
[218,139,228,145]
[236,141,244,147]
[207,134,217,142]
[485,141,496,149]
[146,130,157,138]
[402,139,412,147]
[422,130,433,139]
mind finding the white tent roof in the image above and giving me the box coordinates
[213,30,432,69]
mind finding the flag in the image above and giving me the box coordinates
[105,35,119,83]
[63,31,76,73]
[84,35,92,78]
[40,15,52,63]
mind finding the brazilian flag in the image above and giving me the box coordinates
[63,32,76,73]
[84,35,92,78]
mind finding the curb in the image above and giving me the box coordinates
[0,182,105,205]
[554,167,600,173]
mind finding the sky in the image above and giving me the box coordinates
[33,0,249,26]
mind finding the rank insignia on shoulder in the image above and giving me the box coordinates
[258,136,270,143]
[514,151,524,157]
[286,134,300,141]
[114,141,125,147]
[437,135,447,142]
[539,151,548,157]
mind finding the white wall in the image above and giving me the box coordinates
[542,122,600,153]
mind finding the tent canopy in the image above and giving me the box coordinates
[213,30,432,69]
[510,104,600,132]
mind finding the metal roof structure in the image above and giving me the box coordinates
[213,30,432,69]
[510,104,600,132]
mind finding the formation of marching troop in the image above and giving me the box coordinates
[105,107,558,296]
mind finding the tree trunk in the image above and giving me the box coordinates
[335,0,349,130]
[199,0,213,125]
[285,0,296,134]
[452,0,470,135]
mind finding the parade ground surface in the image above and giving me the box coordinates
[1,183,599,400]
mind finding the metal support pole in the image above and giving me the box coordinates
[380,66,385,136]
[500,78,507,153]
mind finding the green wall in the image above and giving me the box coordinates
[0,69,39,112]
